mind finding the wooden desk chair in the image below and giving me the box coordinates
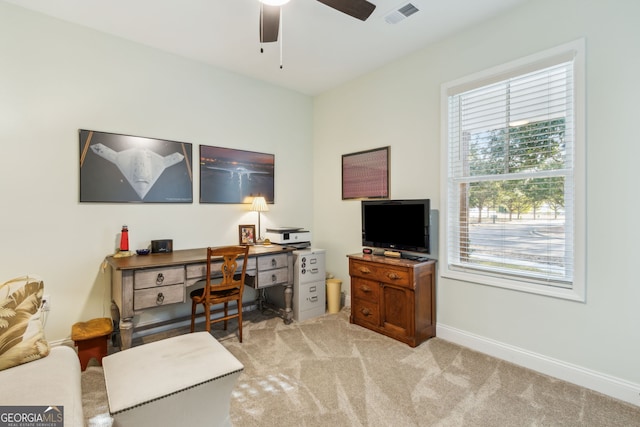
[190,246,249,342]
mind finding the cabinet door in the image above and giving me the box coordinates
[380,284,413,339]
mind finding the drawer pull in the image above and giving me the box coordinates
[310,286,316,292]
[156,292,165,305]
[359,285,372,293]
[309,296,318,302]
[387,272,400,280]
[358,267,372,274]
[271,274,277,282]
[360,307,371,317]
[271,258,277,268]
[156,273,164,285]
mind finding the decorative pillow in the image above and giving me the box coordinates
[0,275,50,371]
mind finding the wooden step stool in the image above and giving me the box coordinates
[71,317,113,371]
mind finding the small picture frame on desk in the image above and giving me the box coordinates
[239,225,256,245]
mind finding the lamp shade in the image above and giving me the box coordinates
[251,196,269,212]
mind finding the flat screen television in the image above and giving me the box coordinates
[361,199,430,254]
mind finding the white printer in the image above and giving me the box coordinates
[265,227,311,248]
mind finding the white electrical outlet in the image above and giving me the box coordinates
[42,295,50,311]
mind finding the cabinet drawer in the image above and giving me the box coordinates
[352,277,379,303]
[258,253,289,271]
[134,266,184,290]
[134,284,184,310]
[349,260,410,286]
[296,282,325,312]
[257,268,289,288]
[352,299,379,327]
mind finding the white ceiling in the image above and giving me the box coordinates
[4,0,530,95]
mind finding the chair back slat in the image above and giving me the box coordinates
[206,246,249,294]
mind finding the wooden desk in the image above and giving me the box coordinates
[106,245,295,349]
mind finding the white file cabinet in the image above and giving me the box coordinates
[293,249,326,322]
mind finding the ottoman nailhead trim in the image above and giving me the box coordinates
[110,368,244,415]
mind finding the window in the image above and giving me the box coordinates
[441,40,585,301]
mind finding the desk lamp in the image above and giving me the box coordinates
[251,196,269,244]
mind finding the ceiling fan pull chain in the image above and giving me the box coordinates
[260,3,264,53]
[279,7,283,69]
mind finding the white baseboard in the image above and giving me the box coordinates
[437,323,640,407]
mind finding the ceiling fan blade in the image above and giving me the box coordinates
[316,0,376,21]
[259,4,280,43]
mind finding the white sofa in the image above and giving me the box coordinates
[0,345,84,427]
[0,275,84,426]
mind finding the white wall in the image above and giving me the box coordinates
[313,0,640,405]
[4,0,639,407]
[0,2,313,341]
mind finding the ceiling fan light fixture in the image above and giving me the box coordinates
[259,0,290,6]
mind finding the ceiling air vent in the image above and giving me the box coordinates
[385,3,420,24]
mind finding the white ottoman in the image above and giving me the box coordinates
[103,332,243,427]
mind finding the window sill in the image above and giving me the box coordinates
[441,267,585,302]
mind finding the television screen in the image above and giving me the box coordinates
[362,199,430,253]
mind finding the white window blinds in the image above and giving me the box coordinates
[443,42,584,297]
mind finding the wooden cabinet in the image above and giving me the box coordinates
[347,254,436,347]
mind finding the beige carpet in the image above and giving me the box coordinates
[82,308,640,426]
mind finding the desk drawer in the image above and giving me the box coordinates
[185,259,256,281]
[186,263,208,281]
[134,266,184,290]
[256,268,289,288]
[134,284,184,310]
[257,253,289,270]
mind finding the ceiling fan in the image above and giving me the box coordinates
[258,0,377,44]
